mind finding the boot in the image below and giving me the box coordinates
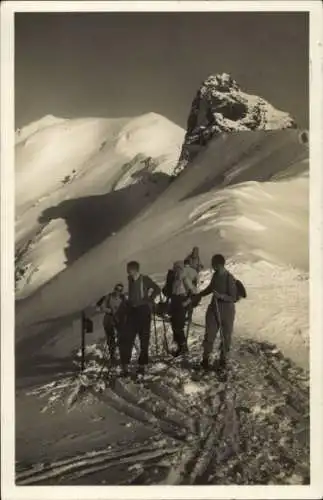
[171,343,181,357]
[218,355,227,371]
[109,352,117,367]
[137,365,145,376]
[121,364,130,378]
[174,343,188,357]
[201,356,210,371]
[216,356,227,381]
[181,343,189,355]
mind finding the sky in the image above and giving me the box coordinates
[15,11,309,130]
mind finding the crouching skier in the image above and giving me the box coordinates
[197,254,237,377]
[169,261,197,357]
[96,283,127,366]
[121,261,161,377]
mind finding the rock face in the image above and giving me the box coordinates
[174,73,297,176]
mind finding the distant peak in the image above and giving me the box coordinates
[202,73,240,92]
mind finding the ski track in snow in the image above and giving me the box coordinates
[17,298,309,485]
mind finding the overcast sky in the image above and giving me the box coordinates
[15,12,309,129]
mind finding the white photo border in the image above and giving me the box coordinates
[1,1,322,499]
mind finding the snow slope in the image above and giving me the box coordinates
[16,128,309,361]
[14,115,310,486]
[15,113,185,298]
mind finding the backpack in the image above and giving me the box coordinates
[235,279,247,301]
[162,269,175,298]
[172,266,189,296]
[227,273,247,302]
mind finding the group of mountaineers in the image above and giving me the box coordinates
[94,246,246,380]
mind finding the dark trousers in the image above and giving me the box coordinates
[103,315,119,362]
[170,296,188,349]
[203,302,235,363]
[120,305,152,366]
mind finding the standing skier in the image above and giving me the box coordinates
[122,261,161,376]
[96,283,127,366]
[168,260,197,356]
[197,254,237,374]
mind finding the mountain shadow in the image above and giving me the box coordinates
[38,172,170,266]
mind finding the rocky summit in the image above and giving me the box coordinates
[174,73,297,176]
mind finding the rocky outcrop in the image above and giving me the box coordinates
[174,73,296,176]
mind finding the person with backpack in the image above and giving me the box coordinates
[163,259,198,300]
[184,258,198,287]
[122,261,161,376]
[197,254,246,375]
[168,260,198,357]
[185,246,204,273]
[96,283,127,366]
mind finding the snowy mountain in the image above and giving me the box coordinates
[174,73,297,176]
[16,127,309,330]
[15,83,309,486]
[15,113,185,298]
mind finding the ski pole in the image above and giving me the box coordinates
[99,317,117,379]
[185,307,192,344]
[214,299,226,361]
[185,295,194,343]
[81,311,86,371]
[161,315,169,354]
[152,305,159,356]
[98,340,110,379]
[159,294,169,354]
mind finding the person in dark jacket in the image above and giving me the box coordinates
[96,283,127,366]
[121,261,161,376]
[162,268,175,302]
[186,246,204,273]
[197,254,237,373]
